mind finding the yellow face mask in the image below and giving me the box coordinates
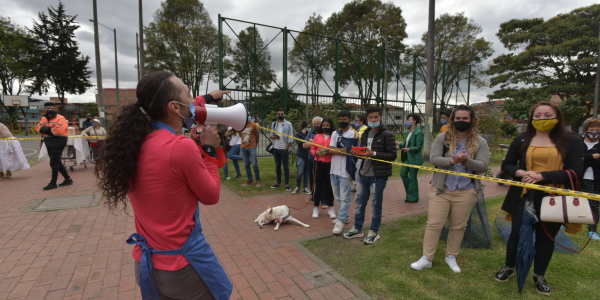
[531,118,558,132]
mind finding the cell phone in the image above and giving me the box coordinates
[352,146,367,154]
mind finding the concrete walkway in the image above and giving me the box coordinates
[0,159,508,299]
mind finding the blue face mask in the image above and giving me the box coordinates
[248,115,252,121]
[368,121,380,128]
[175,101,196,129]
[406,121,413,128]
[354,122,360,128]
[441,119,447,125]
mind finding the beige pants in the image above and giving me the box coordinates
[423,187,478,260]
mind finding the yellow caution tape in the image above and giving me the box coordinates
[1,136,106,140]
[260,125,600,201]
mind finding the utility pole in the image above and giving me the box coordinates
[138,0,145,78]
[422,0,435,162]
[136,33,140,82]
[383,28,388,104]
[113,28,120,115]
[92,0,104,126]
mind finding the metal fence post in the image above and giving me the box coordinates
[377,47,381,105]
[441,60,446,111]
[283,27,288,113]
[218,15,224,90]
[412,54,417,113]
[335,39,340,102]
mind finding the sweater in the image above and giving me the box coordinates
[295,129,309,159]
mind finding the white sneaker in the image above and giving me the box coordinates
[332,221,344,235]
[312,207,319,219]
[292,187,300,194]
[410,256,432,270]
[303,188,311,195]
[328,207,336,219]
[445,255,461,273]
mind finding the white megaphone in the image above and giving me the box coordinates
[195,102,248,131]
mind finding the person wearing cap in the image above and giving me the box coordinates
[82,113,94,130]
[82,118,107,162]
[36,102,72,190]
[439,109,453,134]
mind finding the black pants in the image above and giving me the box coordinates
[581,179,600,232]
[48,146,69,184]
[307,159,315,197]
[135,260,215,300]
[313,161,333,207]
[505,195,562,276]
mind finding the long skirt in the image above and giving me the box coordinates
[0,139,31,173]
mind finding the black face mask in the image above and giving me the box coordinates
[277,116,285,121]
[46,109,57,119]
[586,132,600,141]
[338,121,349,128]
[322,127,332,134]
[454,121,471,132]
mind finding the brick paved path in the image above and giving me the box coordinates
[0,160,508,300]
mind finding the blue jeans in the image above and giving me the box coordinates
[331,175,352,224]
[354,176,388,233]
[240,147,260,181]
[296,157,309,189]
[273,148,290,185]
[227,144,242,177]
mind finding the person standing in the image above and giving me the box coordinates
[411,105,490,274]
[224,128,243,180]
[352,114,368,193]
[82,113,94,130]
[0,120,30,179]
[293,121,312,194]
[344,106,397,244]
[310,118,335,219]
[439,109,452,134]
[270,108,293,191]
[304,117,322,198]
[330,110,358,234]
[581,119,600,241]
[240,114,261,187]
[81,118,107,162]
[36,102,72,190]
[398,113,424,203]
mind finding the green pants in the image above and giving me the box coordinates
[401,165,419,202]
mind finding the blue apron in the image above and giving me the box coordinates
[127,121,233,300]
[335,129,359,181]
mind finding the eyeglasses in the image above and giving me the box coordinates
[277,114,285,116]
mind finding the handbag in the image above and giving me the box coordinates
[540,169,598,253]
[266,142,274,154]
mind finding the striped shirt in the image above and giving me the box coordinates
[445,140,474,191]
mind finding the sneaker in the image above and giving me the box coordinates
[332,221,344,235]
[533,274,551,295]
[292,187,300,194]
[235,175,242,180]
[271,184,281,189]
[410,256,432,270]
[43,183,58,190]
[256,180,262,187]
[312,207,319,219]
[242,180,253,186]
[59,178,73,187]
[445,255,461,273]
[303,188,311,195]
[589,232,600,240]
[495,265,515,282]
[343,227,364,239]
[285,185,292,192]
[363,230,380,244]
[225,176,231,180]
[328,207,336,219]
[332,217,350,225]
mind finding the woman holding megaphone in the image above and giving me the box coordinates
[96,71,233,300]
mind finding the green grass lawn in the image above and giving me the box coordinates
[302,196,600,300]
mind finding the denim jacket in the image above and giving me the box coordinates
[270,120,294,144]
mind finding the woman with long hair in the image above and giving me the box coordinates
[96,71,232,300]
[310,118,336,219]
[411,105,490,273]
[494,102,583,295]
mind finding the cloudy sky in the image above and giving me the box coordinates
[1,0,597,104]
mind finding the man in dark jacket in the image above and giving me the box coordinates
[343,106,397,244]
[82,113,94,130]
[36,102,73,190]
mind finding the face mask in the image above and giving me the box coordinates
[454,121,471,132]
[338,121,349,128]
[322,127,331,134]
[368,121,380,128]
[406,122,412,128]
[354,122,360,128]
[531,118,558,132]
[175,101,195,129]
[278,116,285,121]
[248,115,252,121]
[252,118,256,122]
[441,119,447,125]
[586,132,600,141]
[46,109,57,118]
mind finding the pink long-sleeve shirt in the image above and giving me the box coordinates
[129,129,221,270]
[310,133,333,163]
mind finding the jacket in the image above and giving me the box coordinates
[36,114,68,148]
[399,128,424,165]
[430,132,490,193]
[334,128,359,180]
[501,133,584,215]
[295,129,309,159]
[270,120,294,145]
[358,124,397,177]
[582,137,600,187]
[357,125,368,141]
[310,133,332,163]
[305,130,317,160]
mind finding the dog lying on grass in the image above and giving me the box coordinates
[254,205,311,231]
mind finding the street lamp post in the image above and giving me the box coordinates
[89,20,120,117]
[91,0,104,126]
[580,11,600,119]
[139,0,145,78]
[136,33,140,82]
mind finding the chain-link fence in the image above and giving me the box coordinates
[218,16,473,156]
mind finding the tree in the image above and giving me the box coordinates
[229,26,277,90]
[0,17,35,96]
[477,107,504,153]
[145,0,224,96]
[326,0,407,106]
[27,2,92,109]
[500,121,519,137]
[409,12,493,107]
[487,4,600,131]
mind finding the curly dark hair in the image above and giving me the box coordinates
[95,71,181,213]
[407,113,421,124]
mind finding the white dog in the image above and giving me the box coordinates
[254,205,311,231]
